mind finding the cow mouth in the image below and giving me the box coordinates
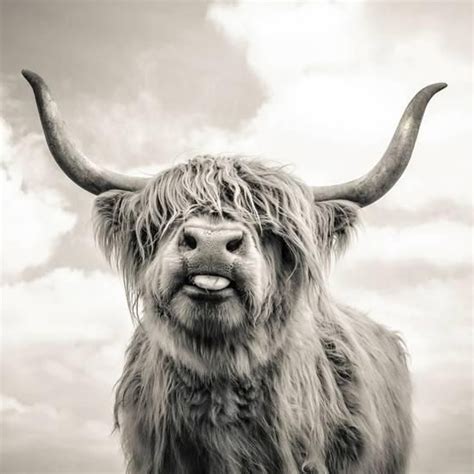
[182,274,235,301]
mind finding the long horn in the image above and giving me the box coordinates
[22,70,150,195]
[312,83,447,207]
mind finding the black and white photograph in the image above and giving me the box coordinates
[0,1,472,473]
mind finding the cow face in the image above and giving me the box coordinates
[94,157,358,342]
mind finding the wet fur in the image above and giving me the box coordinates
[94,156,412,473]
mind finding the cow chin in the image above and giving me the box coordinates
[167,287,249,338]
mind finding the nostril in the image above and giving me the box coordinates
[182,232,197,250]
[226,235,243,253]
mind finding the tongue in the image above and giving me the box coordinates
[192,275,231,291]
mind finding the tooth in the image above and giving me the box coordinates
[192,275,230,291]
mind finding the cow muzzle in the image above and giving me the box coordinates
[177,220,252,301]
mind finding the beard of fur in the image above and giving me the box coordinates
[147,264,297,376]
[114,279,412,474]
[114,274,301,473]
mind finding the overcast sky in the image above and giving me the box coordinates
[1,1,472,473]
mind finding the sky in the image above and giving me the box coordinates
[0,1,472,472]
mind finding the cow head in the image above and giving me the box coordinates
[22,70,445,362]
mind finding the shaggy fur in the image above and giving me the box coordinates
[94,156,412,474]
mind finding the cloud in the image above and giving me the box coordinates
[330,272,472,372]
[209,3,368,93]
[0,395,28,414]
[209,1,471,90]
[1,392,123,473]
[1,267,131,471]
[345,219,471,266]
[411,371,473,474]
[0,118,77,279]
[3,267,131,344]
[205,1,471,209]
[364,199,473,227]
[75,91,198,171]
[333,259,471,293]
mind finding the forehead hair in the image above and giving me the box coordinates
[143,156,314,229]
[138,156,317,261]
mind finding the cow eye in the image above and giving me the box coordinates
[226,237,243,253]
[182,232,197,250]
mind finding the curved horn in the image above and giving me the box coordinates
[312,83,447,207]
[22,70,150,195]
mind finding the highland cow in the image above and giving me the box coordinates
[23,70,446,474]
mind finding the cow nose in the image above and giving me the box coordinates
[181,226,244,256]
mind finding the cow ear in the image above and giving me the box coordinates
[313,200,360,255]
[93,190,136,262]
[94,190,132,234]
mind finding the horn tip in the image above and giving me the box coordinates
[21,69,47,89]
[427,82,448,95]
